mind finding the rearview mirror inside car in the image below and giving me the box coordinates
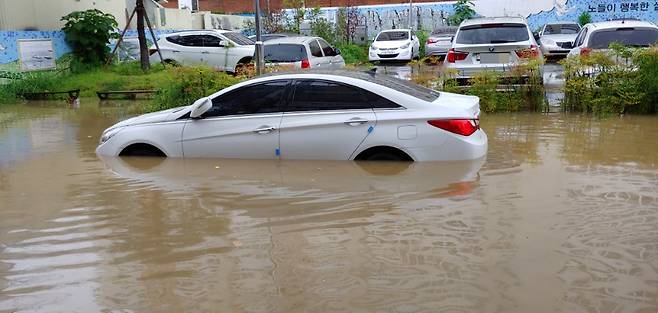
[190,97,212,119]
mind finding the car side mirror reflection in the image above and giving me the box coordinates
[219,40,229,47]
[533,32,541,41]
[190,97,212,119]
[335,48,341,55]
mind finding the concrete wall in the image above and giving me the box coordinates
[0,0,127,31]
[287,0,658,38]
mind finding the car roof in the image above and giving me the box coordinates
[163,29,233,37]
[258,70,441,102]
[460,16,528,27]
[380,29,411,33]
[545,21,580,26]
[586,20,658,29]
[264,36,320,45]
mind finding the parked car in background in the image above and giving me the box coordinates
[567,20,658,57]
[96,71,487,162]
[444,17,542,83]
[425,26,458,58]
[248,33,297,42]
[150,30,255,73]
[369,29,421,62]
[263,36,345,69]
[538,22,580,57]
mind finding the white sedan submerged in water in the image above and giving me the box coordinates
[96,71,487,161]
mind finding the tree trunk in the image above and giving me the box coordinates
[136,0,150,71]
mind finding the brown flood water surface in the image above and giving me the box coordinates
[0,101,657,313]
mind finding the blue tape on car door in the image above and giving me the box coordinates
[368,126,374,133]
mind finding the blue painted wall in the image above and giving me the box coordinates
[0,29,180,65]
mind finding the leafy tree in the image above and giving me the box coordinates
[448,0,475,26]
[308,8,336,43]
[578,12,592,26]
[61,9,118,64]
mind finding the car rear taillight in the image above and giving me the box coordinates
[515,45,539,58]
[580,47,592,56]
[426,38,438,44]
[301,59,310,69]
[428,119,479,136]
[149,48,158,56]
[447,48,468,63]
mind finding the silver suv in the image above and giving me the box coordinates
[263,36,345,70]
[444,17,542,81]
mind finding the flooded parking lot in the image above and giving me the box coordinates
[0,100,657,313]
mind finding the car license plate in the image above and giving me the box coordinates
[480,53,509,64]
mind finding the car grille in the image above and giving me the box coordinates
[378,53,399,58]
[557,42,571,49]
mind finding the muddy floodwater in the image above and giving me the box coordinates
[0,100,657,313]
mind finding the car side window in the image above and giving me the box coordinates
[204,80,289,118]
[201,35,222,47]
[363,90,402,109]
[182,35,204,47]
[577,27,588,47]
[317,39,336,57]
[309,40,323,57]
[288,80,371,112]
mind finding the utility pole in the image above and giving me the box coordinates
[136,0,150,71]
[408,0,413,30]
[254,0,264,75]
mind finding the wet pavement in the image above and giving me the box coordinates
[0,101,657,313]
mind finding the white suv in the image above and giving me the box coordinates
[263,36,345,69]
[151,30,255,73]
[444,17,542,82]
[567,20,658,57]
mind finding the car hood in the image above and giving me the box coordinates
[540,34,577,43]
[372,40,411,49]
[111,106,190,129]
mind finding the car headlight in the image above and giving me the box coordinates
[100,127,124,144]
[400,43,411,49]
[370,45,378,50]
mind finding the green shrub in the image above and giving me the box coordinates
[335,43,368,64]
[61,9,118,65]
[561,46,658,115]
[148,66,243,112]
[578,12,592,26]
[0,71,61,103]
[416,30,430,57]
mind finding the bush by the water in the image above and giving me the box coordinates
[561,45,658,115]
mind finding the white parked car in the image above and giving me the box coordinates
[444,17,543,83]
[150,30,255,73]
[537,22,581,57]
[368,29,421,62]
[96,71,487,162]
[264,36,345,69]
[567,20,658,57]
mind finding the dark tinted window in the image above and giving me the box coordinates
[543,24,580,35]
[167,35,204,46]
[318,39,336,56]
[289,80,371,111]
[309,40,323,57]
[201,35,222,47]
[456,23,530,44]
[576,27,588,46]
[376,31,409,41]
[364,90,401,109]
[264,44,307,62]
[431,27,457,36]
[222,32,254,46]
[588,28,658,48]
[205,80,288,117]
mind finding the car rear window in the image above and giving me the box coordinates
[376,31,409,41]
[456,23,530,44]
[264,44,308,62]
[222,32,254,46]
[588,28,658,49]
[543,24,580,35]
[371,75,440,102]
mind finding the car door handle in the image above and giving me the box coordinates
[253,126,276,134]
[344,118,369,126]
[172,50,180,53]
[201,51,210,54]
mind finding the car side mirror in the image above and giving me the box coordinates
[533,32,540,41]
[219,40,229,47]
[190,97,212,119]
[335,48,341,55]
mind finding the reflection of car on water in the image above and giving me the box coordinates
[96,71,487,162]
[99,157,485,196]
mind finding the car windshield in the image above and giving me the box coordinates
[264,44,307,62]
[376,31,409,41]
[222,32,254,45]
[456,23,530,44]
[589,28,658,49]
[543,24,580,35]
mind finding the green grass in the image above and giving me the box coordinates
[335,43,369,65]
